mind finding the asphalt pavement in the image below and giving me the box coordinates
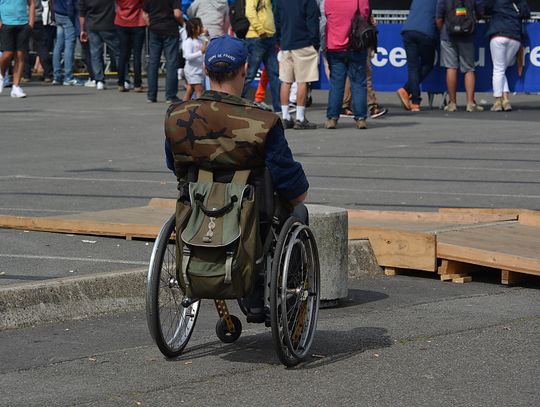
[1,80,539,406]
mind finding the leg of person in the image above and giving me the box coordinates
[501,37,520,111]
[440,40,459,111]
[325,51,347,129]
[490,36,506,111]
[193,83,203,98]
[11,25,32,95]
[132,27,146,89]
[89,31,106,88]
[261,37,281,112]
[342,77,352,113]
[417,36,437,89]
[183,84,193,101]
[52,16,66,83]
[81,40,95,83]
[292,46,319,129]
[116,26,129,91]
[100,30,121,86]
[23,28,35,80]
[459,41,482,112]
[33,22,53,80]
[401,30,419,109]
[366,53,377,109]
[255,66,268,103]
[279,49,295,127]
[62,17,77,84]
[162,35,179,102]
[242,38,265,99]
[146,32,162,102]
[348,49,368,129]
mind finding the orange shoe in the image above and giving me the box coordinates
[410,103,420,112]
[396,88,411,110]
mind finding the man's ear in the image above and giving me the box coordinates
[205,67,209,76]
[241,63,248,77]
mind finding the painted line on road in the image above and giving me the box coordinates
[0,207,80,213]
[0,175,174,184]
[301,161,540,173]
[0,254,149,265]
[311,187,540,199]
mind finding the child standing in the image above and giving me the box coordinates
[182,18,206,101]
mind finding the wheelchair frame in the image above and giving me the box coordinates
[145,207,320,367]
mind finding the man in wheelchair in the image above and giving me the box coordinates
[163,35,309,324]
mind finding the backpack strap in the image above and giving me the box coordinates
[231,169,251,185]
[198,168,213,182]
[182,247,191,288]
[224,250,234,284]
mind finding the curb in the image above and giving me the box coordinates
[0,240,381,330]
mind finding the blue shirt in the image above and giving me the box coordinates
[0,0,29,25]
[402,0,439,40]
[165,122,309,202]
[274,0,320,50]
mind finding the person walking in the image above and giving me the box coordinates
[23,0,53,82]
[79,0,120,91]
[485,0,530,112]
[52,0,80,85]
[143,0,183,103]
[115,0,147,92]
[275,0,320,129]
[324,0,369,130]
[396,0,439,111]
[0,0,35,98]
[436,0,484,112]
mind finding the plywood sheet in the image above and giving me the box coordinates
[438,224,540,276]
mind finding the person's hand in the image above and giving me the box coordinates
[28,22,34,29]
[370,15,377,26]
[80,31,88,43]
[260,32,268,38]
[201,41,207,54]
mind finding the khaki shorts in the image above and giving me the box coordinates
[279,46,319,83]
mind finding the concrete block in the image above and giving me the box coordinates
[307,204,349,306]
[348,239,384,278]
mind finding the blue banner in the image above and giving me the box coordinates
[318,22,540,93]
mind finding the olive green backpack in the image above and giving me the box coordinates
[175,169,260,299]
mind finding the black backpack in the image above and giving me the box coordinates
[230,0,263,39]
[445,0,476,36]
[348,4,377,51]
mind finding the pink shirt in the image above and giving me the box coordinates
[325,0,370,52]
[115,0,146,27]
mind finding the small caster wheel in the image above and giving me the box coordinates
[215,315,242,343]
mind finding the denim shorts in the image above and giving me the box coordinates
[0,24,31,52]
[440,40,475,73]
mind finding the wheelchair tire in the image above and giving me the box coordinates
[146,214,200,358]
[215,315,242,343]
[270,216,320,367]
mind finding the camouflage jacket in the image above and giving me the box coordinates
[165,90,280,181]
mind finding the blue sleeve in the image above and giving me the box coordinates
[435,0,446,19]
[264,123,309,202]
[274,1,281,43]
[306,0,320,48]
[165,138,175,173]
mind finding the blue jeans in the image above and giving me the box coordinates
[53,13,76,81]
[116,26,145,87]
[402,30,437,104]
[242,36,281,112]
[147,31,179,101]
[326,50,367,120]
[88,30,120,84]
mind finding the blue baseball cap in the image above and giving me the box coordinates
[205,35,248,73]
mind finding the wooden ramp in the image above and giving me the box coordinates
[0,198,175,240]
[348,208,540,285]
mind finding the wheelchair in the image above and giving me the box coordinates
[145,169,320,367]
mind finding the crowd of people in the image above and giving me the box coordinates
[0,0,534,125]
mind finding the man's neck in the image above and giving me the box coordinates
[208,81,243,97]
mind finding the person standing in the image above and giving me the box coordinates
[52,0,80,85]
[485,0,530,112]
[0,0,35,97]
[396,0,439,112]
[275,0,320,129]
[187,0,229,38]
[241,0,281,113]
[436,0,484,112]
[115,0,147,93]
[143,0,183,103]
[79,0,120,91]
[324,0,369,130]
[182,17,205,101]
[23,0,53,82]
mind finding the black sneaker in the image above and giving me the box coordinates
[294,118,317,130]
[282,118,295,129]
[166,96,181,104]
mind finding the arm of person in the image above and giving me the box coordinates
[435,0,445,30]
[183,38,203,61]
[186,0,198,19]
[79,0,88,41]
[360,0,370,21]
[164,138,175,173]
[245,0,265,37]
[306,0,320,49]
[28,0,36,28]
[143,12,149,26]
[518,0,531,19]
[264,123,309,205]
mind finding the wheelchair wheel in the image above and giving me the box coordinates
[146,215,200,358]
[270,217,320,367]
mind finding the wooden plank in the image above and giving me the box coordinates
[501,269,525,285]
[438,259,471,275]
[452,277,472,284]
[519,211,540,227]
[148,198,176,209]
[384,267,400,276]
[438,208,523,217]
[349,227,436,272]
[348,209,517,223]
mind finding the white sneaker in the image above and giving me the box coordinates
[84,79,96,88]
[124,81,133,90]
[0,74,3,93]
[63,78,82,86]
[11,85,26,98]
[96,81,105,90]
